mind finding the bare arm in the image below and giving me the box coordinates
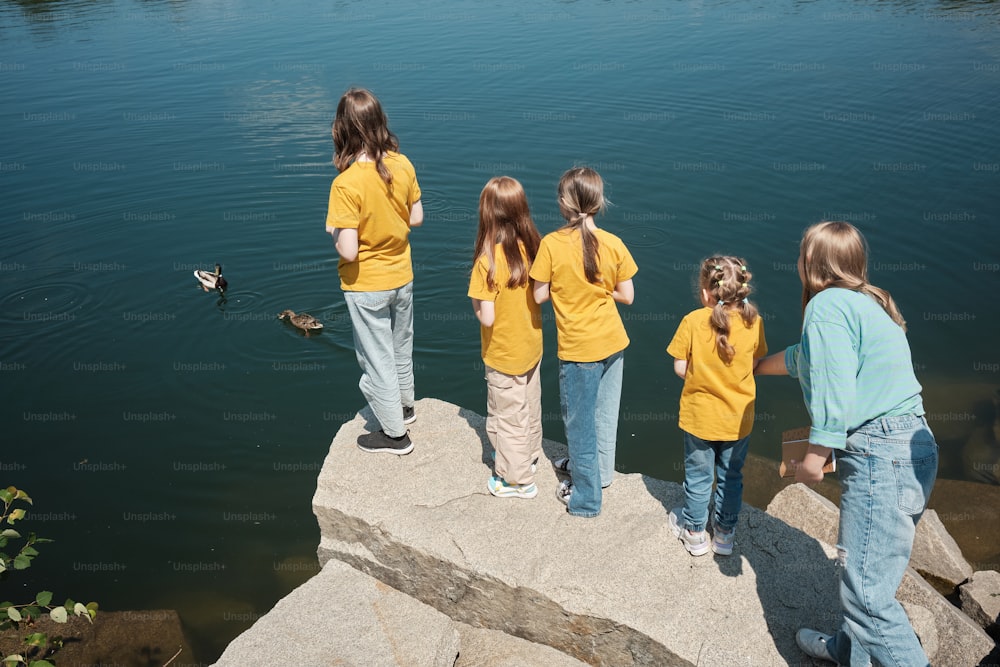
[471,298,495,327]
[754,351,788,375]
[331,228,359,262]
[612,278,634,305]
[673,358,687,379]
[533,280,550,305]
[409,199,424,227]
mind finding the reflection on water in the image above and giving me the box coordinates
[2,0,1000,661]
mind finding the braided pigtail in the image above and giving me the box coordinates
[700,256,759,364]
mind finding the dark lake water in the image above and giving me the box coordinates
[2,0,999,661]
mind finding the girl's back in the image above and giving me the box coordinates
[470,242,542,376]
[534,226,634,362]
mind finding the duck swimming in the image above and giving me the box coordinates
[194,263,228,292]
[278,310,324,333]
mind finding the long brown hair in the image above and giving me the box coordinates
[557,167,606,284]
[332,88,399,185]
[472,177,540,290]
[799,221,906,330]
[699,256,759,364]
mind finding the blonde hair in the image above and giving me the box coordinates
[799,221,906,330]
[557,167,607,284]
[472,177,540,290]
[699,256,759,364]
[332,88,399,185]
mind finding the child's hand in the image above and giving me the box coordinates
[793,444,832,485]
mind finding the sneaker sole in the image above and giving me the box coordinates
[712,543,734,556]
[403,414,416,425]
[357,442,414,455]
[487,482,538,499]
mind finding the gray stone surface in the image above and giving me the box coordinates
[454,624,590,667]
[211,558,460,667]
[765,482,839,546]
[910,509,974,591]
[768,483,995,666]
[313,398,853,666]
[960,569,1000,633]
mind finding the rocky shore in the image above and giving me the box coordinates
[213,398,999,666]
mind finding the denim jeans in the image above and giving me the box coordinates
[827,414,938,667]
[680,431,749,533]
[343,282,414,438]
[558,351,624,517]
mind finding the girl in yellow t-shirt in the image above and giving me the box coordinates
[326,88,423,456]
[468,177,543,499]
[666,257,767,556]
[530,167,638,518]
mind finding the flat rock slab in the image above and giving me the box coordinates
[212,558,460,667]
[314,398,848,666]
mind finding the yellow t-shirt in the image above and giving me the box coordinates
[529,227,638,363]
[666,307,768,440]
[467,245,543,376]
[325,151,421,292]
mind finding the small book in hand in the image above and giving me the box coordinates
[779,427,836,478]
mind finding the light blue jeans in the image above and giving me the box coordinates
[827,414,938,667]
[343,282,414,438]
[680,431,749,533]
[558,351,623,517]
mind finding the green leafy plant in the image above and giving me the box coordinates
[0,486,98,667]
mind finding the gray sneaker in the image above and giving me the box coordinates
[667,508,710,556]
[357,430,413,455]
[712,525,736,556]
[795,628,837,664]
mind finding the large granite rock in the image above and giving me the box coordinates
[766,485,974,593]
[960,570,1000,634]
[910,509,974,591]
[313,398,853,666]
[212,558,461,667]
[767,483,995,666]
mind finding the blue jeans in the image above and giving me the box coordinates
[680,431,749,533]
[827,415,938,667]
[558,351,624,517]
[343,282,414,438]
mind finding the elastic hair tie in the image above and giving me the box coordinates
[742,282,748,288]
[741,265,747,271]
[743,298,749,304]
[718,299,726,306]
[717,279,725,286]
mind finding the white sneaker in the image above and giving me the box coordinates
[667,508,710,556]
[555,479,572,506]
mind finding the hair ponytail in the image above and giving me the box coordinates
[557,167,606,284]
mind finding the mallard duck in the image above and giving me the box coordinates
[194,263,228,292]
[277,309,324,333]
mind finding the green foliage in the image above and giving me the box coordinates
[1,486,98,667]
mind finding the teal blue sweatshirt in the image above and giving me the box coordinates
[784,287,924,450]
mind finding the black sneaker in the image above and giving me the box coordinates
[402,405,416,425]
[357,430,413,455]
